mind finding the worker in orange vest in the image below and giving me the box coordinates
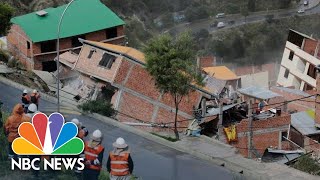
[30,89,40,108]
[4,104,30,159]
[107,137,134,180]
[21,89,30,113]
[83,129,104,180]
[71,118,89,179]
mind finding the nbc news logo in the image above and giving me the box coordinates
[11,113,85,171]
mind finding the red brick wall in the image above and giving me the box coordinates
[117,92,154,122]
[7,24,33,69]
[160,90,202,115]
[8,24,124,70]
[74,45,121,80]
[228,115,291,157]
[304,136,320,155]
[85,29,106,42]
[114,60,132,84]
[124,64,160,100]
[303,39,318,56]
[200,56,215,67]
[117,26,125,36]
[113,57,202,133]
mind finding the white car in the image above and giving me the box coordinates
[215,13,225,18]
[217,22,225,28]
[304,0,308,6]
[298,9,305,13]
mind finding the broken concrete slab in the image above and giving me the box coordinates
[32,70,59,91]
[0,64,14,74]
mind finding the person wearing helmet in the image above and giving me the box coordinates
[107,137,134,180]
[83,129,104,180]
[72,118,89,179]
[21,89,30,113]
[71,118,89,140]
[26,103,38,119]
[4,104,31,159]
[30,89,40,108]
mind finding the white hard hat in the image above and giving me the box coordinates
[71,118,80,126]
[28,103,37,112]
[91,129,102,141]
[33,89,37,93]
[23,89,28,94]
[113,137,128,149]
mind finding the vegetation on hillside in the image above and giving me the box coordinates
[0,2,15,36]
[1,0,312,65]
[193,14,320,65]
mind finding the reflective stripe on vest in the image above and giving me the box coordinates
[84,151,98,157]
[84,141,104,171]
[111,161,128,164]
[109,152,130,176]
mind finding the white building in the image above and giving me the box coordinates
[277,29,320,91]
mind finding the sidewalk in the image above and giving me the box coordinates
[0,75,319,180]
[177,135,319,180]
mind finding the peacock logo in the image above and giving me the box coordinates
[12,112,84,155]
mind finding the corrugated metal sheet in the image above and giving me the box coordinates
[291,111,320,136]
[238,86,280,100]
[206,103,238,116]
[273,86,315,99]
[204,75,226,94]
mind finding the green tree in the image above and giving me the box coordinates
[0,3,14,36]
[144,33,203,140]
[241,6,249,23]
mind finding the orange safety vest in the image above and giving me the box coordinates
[84,142,104,171]
[109,152,130,176]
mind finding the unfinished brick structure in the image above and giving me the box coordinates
[59,40,208,132]
[225,115,291,158]
[7,0,125,71]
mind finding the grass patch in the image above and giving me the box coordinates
[291,154,320,176]
[150,132,178,142]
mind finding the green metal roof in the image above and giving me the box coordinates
[11,0,125,43]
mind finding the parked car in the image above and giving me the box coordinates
[304,0,308,6]
[217,22,225,28]
[298,9,305,13]
[215,13,225,18]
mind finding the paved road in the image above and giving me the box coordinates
[167,1,320,34]
[0,82,239,180]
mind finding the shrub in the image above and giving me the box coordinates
[0,50,9,63]
[7,58,23,69]
[150,132,178,142]
[292,154,320,176]
[0,111,9,161]
[78,100,115,117]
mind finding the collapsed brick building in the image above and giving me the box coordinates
[7,0,125,71]
[58,40,213,131]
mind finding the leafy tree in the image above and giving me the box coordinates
[144,33,203,140]
[0,3,14,36]
[241,6,249,23]
[279,0,292,9]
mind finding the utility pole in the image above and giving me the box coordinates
[217,100,223,139]
[248,98,253,158]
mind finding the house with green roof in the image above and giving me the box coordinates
[7,0,125,71]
